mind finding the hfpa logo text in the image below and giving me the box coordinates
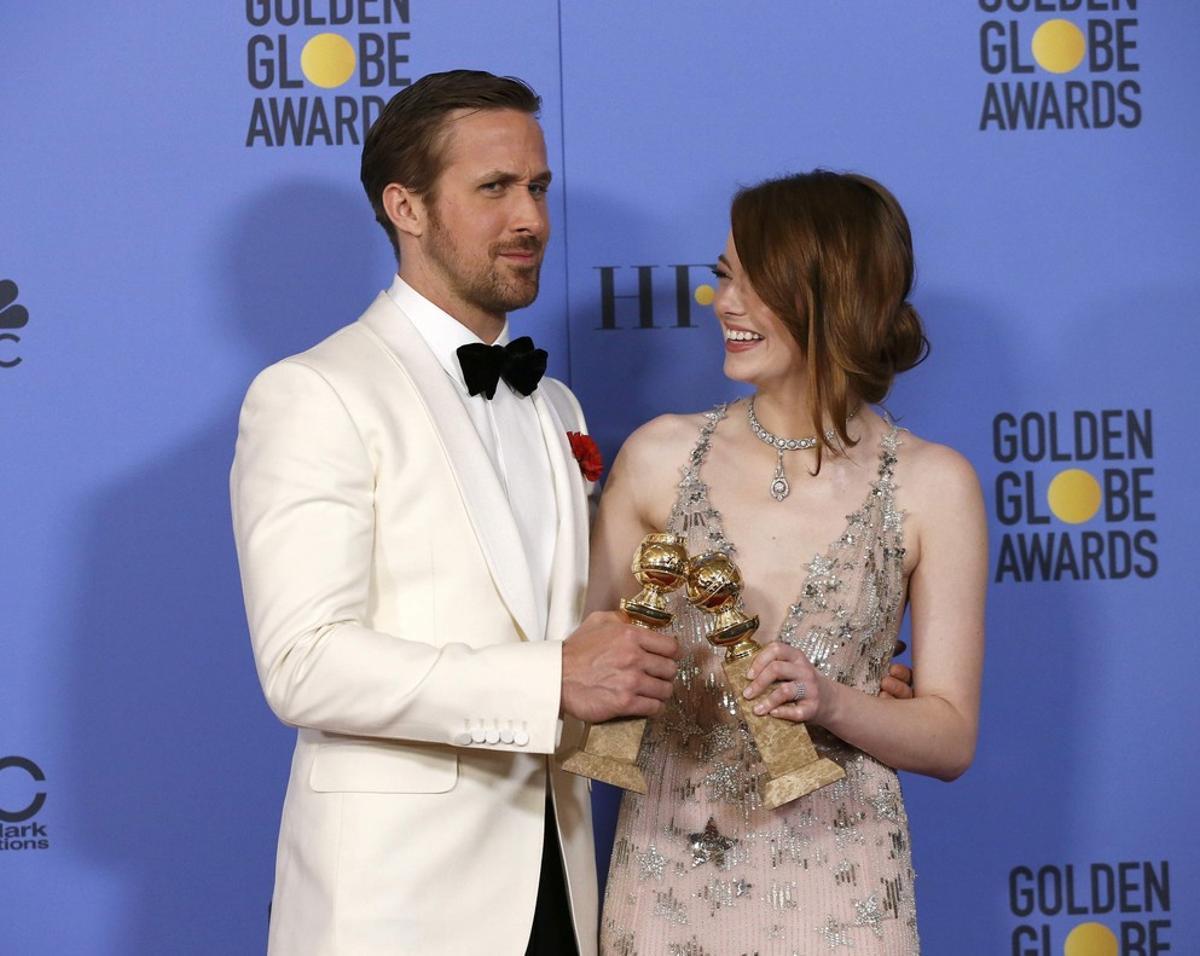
[593,264,717,331]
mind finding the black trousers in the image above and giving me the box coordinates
[524,797,580,956]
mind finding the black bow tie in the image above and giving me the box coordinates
[456,336,547,400]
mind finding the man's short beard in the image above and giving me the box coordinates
[426,204,542,317]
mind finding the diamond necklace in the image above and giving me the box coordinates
[746,396,856,502]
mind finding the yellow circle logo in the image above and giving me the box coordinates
[1047,469,1102,524]
[1032,19,1087,74]
[694,284,715,307]
[1064,922,1118,956]
[301,33,356,89]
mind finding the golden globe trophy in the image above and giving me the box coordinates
[560,531,688,793]
[685,550,844,808]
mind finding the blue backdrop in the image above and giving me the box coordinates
[3,3,1196,953]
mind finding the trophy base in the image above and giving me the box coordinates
[761,757,845,809]
[559,716,649,793]
[559,748,647,794]
[722,654,845,808]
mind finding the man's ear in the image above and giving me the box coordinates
[382,183,426,240]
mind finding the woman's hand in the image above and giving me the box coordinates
[741,641,827,724]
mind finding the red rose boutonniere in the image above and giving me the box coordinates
[567,431,604,482]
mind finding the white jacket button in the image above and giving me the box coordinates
[514,730,530,747]
[500,728,514,744]
[452,732,472,747]
[485,728,500,744]
[471,726,486,744]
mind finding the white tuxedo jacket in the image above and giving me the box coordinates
[231,292,598,956]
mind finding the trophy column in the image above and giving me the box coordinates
[559,532,688,793]
[686,551,844,808]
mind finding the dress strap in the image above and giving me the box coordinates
[681,404,728,481]
[874,422,906,558]
[666,403,733,553]
[874,422,903,499]
[878,421,901,477]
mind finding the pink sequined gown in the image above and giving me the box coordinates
[601,405,920,955]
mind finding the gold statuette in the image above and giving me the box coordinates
[560,532,688,793]
[686,550,844,808]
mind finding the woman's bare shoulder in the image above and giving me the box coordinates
[625,410,710,443]
[892,427,983,508]
[605,410,714,521]
[618,410,711,466]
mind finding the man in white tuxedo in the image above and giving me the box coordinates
[230,71,679,956]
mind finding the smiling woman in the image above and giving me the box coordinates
[590,170,988,955]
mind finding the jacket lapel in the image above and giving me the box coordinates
[358,293,541,642]
[532,389,589,644]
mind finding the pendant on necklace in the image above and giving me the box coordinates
[770,451,790,502]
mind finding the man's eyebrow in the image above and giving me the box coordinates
[476,169,553,184]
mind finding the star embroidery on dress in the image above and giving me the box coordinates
[688,817,735,869]
[637,843,667,881]
[854,894,886,938]
[702,763,744,803]
[870,783,902,822]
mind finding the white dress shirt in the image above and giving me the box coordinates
[387,275,558,640]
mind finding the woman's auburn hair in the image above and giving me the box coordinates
[730,170,929,467]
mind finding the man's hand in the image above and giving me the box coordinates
[561,611,679,723]
[880,640,914,700]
